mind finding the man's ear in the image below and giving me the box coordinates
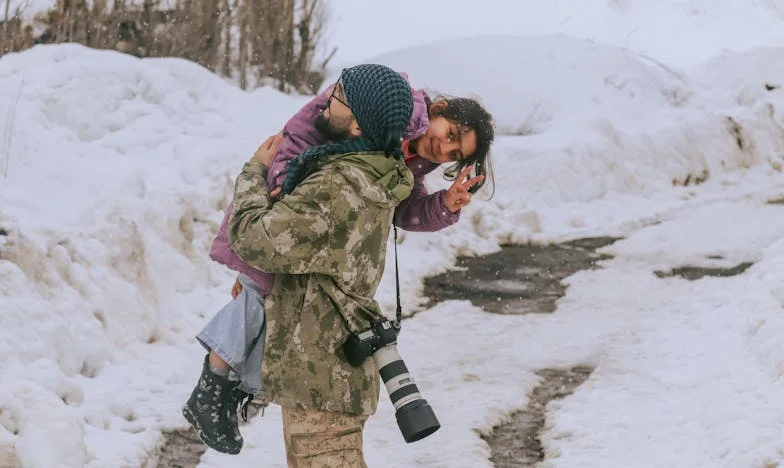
[349,119,362,138]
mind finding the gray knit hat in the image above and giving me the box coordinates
[281,64,414,195]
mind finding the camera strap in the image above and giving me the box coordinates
[393,225,402,324]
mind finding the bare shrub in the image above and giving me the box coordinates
[2,0,334,93]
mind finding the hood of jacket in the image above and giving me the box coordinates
[323,151,414,207]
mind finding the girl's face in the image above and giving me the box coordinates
[413,116,477,164]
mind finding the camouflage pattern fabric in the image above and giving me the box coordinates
[282,406,368,468]
[228,153,413,415]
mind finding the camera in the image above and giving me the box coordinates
[343,320,441,443]
[343,320,399,366]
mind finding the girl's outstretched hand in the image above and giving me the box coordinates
[444,165,484,213]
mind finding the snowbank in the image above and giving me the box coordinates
[353,34,684,135]
[1,34,784,467]
[0,44,307,466]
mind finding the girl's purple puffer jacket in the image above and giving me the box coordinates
[210,84,460,297]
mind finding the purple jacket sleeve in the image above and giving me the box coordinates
[209,202,234,265]
[393,167,460,232]
[267,92,331,191]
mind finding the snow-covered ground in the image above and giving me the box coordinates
[4,2,784,467]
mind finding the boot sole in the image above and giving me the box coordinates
[182,406,242,455]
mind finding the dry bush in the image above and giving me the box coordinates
[0,0,334,93]
[0,4,35,54]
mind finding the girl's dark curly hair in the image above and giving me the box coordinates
[431,96,495,197]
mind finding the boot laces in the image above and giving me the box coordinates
[235,390,253,422]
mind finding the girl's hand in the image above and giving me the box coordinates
[444,166,484,213]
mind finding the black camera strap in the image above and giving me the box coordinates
[393,225,402,324]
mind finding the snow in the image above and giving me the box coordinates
[0,45,308,467]
[3,2,784,467]
[534,204,784,468]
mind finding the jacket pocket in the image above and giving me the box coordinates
[290,426,364,464]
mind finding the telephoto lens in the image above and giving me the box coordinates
[373,344,440,442]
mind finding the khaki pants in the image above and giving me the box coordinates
[281,406,369,468]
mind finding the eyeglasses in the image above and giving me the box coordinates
[327,79,351,110]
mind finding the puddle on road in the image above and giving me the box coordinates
[423,237,620,315]
[654,262,754,280]
[423,237,617,467]
[482,366,594,468]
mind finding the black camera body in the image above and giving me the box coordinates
[343,320,401,367]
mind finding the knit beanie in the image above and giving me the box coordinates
[281,64,414,195]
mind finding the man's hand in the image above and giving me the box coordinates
[231,278,243,299]
[443,166,485,213]
[252,133,283,167]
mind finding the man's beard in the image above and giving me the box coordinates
[315,112,352,142]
